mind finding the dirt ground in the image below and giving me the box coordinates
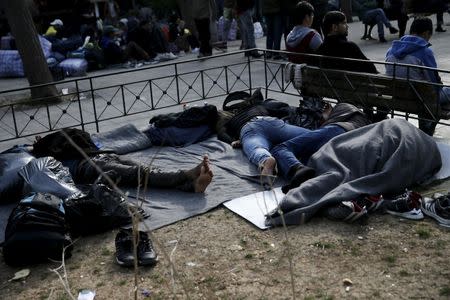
[1,181,450,300]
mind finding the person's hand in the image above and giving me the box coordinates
[231,140,241,148]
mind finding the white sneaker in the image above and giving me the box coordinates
[192,47,200,54]
[155,52,177,61]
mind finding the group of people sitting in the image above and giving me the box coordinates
[285,1,449,135]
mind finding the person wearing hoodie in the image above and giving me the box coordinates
[285,1,323,63]
[385,17,450,135]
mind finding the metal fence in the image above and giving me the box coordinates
[1,49,449,144]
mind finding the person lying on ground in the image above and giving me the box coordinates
[270,103,371,193]
[215,89,371,183]
[31,129,213,193]
[385,17,450,135]
[286,1,323,63]
[230,102,370,190]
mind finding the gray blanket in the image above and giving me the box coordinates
[268,119,442,226]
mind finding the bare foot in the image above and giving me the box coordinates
[193,156,213,193]
[185,155,209,180]
[260,157,276,177]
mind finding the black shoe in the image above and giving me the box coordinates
[379,37,387,43]
[137,231,158,266]
[389,27,399,34]
[115,228,135,267]
[436,26,447,33]
[281,166,315,194]
[245,50,262,58]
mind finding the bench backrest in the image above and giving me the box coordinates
[299,65,441,119]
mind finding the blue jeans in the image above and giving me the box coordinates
[238,9,256,49]
[364,8,392,38]
[240,117,309,168]
[265,13,284,51]
[271,125,346,178]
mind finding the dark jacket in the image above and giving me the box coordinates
[316,35,378,74]
[150,105,218,129]
[322,103,372,131]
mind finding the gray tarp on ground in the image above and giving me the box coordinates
[109,136,282,231]
[268,119,442,226]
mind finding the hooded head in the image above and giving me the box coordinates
[388,17,433,59]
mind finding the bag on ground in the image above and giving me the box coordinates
[2,193,72,266]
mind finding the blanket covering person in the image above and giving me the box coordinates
[266,119,442,226]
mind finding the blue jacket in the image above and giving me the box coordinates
[385,35,440,83]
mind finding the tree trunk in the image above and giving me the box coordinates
[3,0,60,102]
[340,0,353,23]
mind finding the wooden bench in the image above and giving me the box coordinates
[294,65,450,131]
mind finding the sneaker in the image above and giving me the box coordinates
[137,231,158,266]
[155,52,177,61]
[191,47,200,54]
[356,195,384,213]
[421,194,450,228]
[389,27,399,34]
[384,190,424,220]
[436,26,447,33]
[115,228,135,267]
[323,200,368,223]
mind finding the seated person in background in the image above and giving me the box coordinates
[127,19,177,61]
[168,12,200,54]
[316,11,384,121]
[385,17,450,135]
[316,11,378,74]
[45,19,64,39]
[361,6,399,42]
[100,25,150,64]
[378,0,408,37]
[286,1,323,63]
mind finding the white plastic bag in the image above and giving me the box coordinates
[254,22,264,39]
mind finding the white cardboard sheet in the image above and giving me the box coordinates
[223,187,284,229]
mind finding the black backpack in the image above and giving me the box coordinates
[32,128,103,160]
[2,193,72,266]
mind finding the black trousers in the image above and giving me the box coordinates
[194,18,212,54]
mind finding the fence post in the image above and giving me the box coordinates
[89,78,99,132]
[175,63,181,104]
[75,80,85,131]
